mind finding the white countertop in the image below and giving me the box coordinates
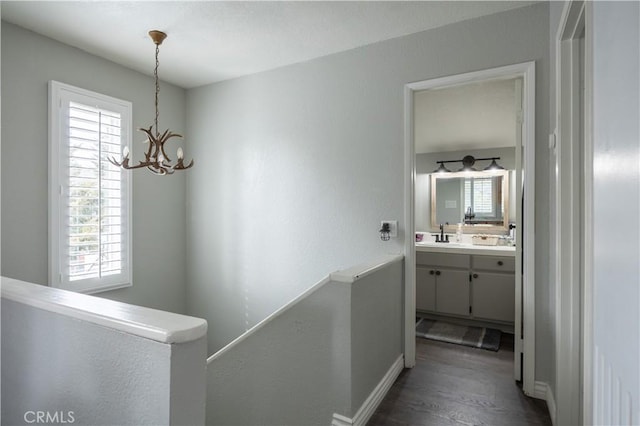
[415,241,516,257]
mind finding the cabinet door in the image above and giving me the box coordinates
[435,269,470,317]
[416,266,436,312]
[472,272,515,322]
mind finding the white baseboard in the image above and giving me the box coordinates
[332,354,404,426]
[534,381,557,426]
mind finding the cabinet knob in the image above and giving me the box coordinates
[435,270,441,276]
[497,261,504,266]
[429,270,435,275]
[473,273,479,279]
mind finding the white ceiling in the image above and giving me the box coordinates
[1,1,538,89]
[414,78,519,154]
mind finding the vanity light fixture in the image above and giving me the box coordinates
[458,155,477,172]
[433,162,452,173]
[484,158,505,171]
[432,155,504,173]
[109,30,193,175]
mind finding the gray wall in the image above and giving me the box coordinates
[1,22,187,313]
[416,147,516,232]
[591,1,640,422]
[186,5,553,385]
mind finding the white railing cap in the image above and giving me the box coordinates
[1,277,207,344]
[330,254,404,283]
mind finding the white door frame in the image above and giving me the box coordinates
[554,1,592,424]
[403,62,536,396]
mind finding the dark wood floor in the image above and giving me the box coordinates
[368,335,552,426]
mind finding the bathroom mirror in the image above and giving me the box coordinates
[430,170,509,232]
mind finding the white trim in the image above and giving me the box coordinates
[582,3,594,425]
[332,354,404,426]
[514,76,524,382]
[48,80,133,294]
[533,380,547,399]
[403,83,417,368]
[330,254,403,283]
[403,62,536,393]
[534,381,557,426]
[554,2,587,424]
[521,61,537,397]
[1,276,207,344]
[404,81,416,368]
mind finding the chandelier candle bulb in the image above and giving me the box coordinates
[177,147,184,160]
[122,146,129,159]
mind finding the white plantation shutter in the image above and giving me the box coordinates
[464,177,494,215]
[50,81,132,293]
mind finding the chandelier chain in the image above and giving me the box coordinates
[154,43,160,137]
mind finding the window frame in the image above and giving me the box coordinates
[49,81,133,294]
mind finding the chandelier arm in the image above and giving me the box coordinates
[174,159,194,170]
[139,127,157,159]
[148,166,165,175]
[159,132,183,162]
[129,160,158,170]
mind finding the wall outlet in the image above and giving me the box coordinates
[381,220,398,238]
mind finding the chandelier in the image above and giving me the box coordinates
[109,30,193,175]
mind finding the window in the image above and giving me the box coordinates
[49,81,132,293]
[464,177,495,215]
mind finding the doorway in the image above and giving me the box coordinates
[403,62,536,395]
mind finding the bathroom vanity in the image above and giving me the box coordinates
[415,242,516,326]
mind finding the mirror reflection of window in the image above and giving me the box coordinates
[464,177,493,215]
[430,170,508,231]
[463,177,503,220]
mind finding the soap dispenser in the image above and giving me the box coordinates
[456,223,463,242]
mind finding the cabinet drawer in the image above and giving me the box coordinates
[416,252,470,269]
[472,255,515,272]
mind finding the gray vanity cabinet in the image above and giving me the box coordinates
[471,256,516,322]
[416,250,515,324]
[415,252,470,316]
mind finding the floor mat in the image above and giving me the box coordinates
[415,317,501,351]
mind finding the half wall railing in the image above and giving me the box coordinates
[1,277,208,426]
[206,254,405,426]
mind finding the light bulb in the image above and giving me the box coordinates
[158,154,164,164]
[177,147,184,160]
[122,146,129,159]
